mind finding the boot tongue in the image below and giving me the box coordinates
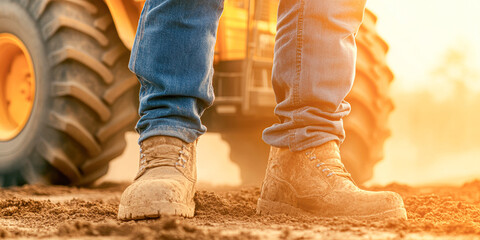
[141,137,185,166]
[141,136,184,149]
[136,136,188,180]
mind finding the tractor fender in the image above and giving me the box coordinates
[103,0,144,50]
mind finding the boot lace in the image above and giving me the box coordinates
[305,151,354,181]
[135,143,190,179]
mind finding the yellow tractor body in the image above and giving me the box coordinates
[103,0,277,61]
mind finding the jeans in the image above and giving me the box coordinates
[129,0,366,151]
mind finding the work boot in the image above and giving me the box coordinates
[257,141,407,219]
[118,136,196,220]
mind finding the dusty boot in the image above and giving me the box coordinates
[118,136,196,220]
[257,141,407,219]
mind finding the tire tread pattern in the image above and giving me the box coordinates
[43,15,109,46]
[36,139,82,183]
[48,112,102,157]
[341,9,395,183]
[2,0,138,186]
[49,46,114,84]
[52,81,111,122]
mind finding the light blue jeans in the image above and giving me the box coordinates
[129,0,366,151]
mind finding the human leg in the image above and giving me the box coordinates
[263,0,366,151]
[258,0,407,219]
[130,0,224,144]
[118,0,224,220]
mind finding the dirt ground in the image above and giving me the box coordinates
[1,181,480,240]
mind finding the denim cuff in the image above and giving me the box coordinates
[263,127,342,152]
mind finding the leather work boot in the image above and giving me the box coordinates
[257,141,407,220]
[118,136,196,220]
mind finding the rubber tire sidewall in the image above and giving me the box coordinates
[0,1,50,172]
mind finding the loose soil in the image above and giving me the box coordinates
[1,181,480,239]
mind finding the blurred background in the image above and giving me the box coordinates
[102,0,480,187]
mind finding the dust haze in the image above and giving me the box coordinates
[372,44,480,186]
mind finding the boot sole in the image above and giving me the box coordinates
[118,201,194,220]
[257,198,407,220]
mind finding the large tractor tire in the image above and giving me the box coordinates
[0,0,138,186]
[223,9,394,186]
[340,9,394,184]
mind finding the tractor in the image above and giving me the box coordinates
[0,0,393,186]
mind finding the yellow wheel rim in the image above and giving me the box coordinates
[0,33,36,141]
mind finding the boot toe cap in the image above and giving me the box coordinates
[120,178,191,206]
[118,178,195,220]
[363,191,406,220]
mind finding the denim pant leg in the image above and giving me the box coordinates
[263,0,367,151]
[129,0,224,144]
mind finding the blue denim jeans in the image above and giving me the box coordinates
[129,0,366,151]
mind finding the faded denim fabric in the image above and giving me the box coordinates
[129,0,224,143]
[263,0,367,151]
[129,0,366,151]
